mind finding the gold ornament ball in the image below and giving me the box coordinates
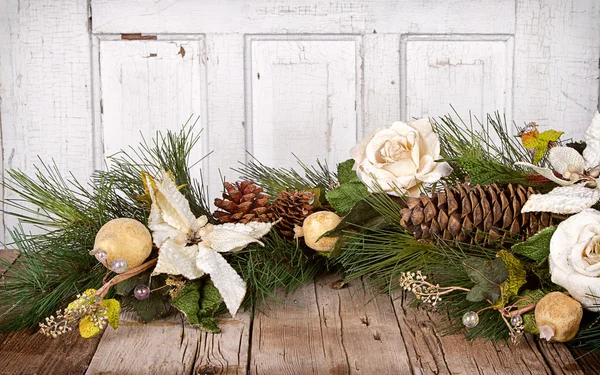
[93,218,153,270]
[535,291,583,342]
[302,211,342,252]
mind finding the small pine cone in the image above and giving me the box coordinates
[213,180,275,224]
[399,183,559,247]
[272,190,315,238]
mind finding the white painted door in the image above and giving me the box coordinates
[1,0,599,239]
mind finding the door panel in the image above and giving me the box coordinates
[405,36,513,133]
[249,38,359,168]
[99,39,205,178]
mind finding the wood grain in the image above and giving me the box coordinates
[392,296,584,375]
[0,249,19,275]
[85,310,250,375]
[0,328,103,375]
[250,274,414,374]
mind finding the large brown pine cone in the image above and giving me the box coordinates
[272,190,316,238]
[400,183,559,246]
[213,180,275,224]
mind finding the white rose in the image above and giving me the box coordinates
[350,119,453,197]
[549,208,600,311]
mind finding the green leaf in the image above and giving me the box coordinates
[325,195,384,237]
[337,159,358,184]
[512,226,556,263]
[495,251,527,307]
[170,279,223,333]
[325,181,369,215]
[464,257,508,303]
[114,268,153,296]
[131,274,171,322]
[518,289,546,334]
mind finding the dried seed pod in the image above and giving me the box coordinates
[535,292,583,342]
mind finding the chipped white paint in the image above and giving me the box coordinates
[249,37,360,168]
[0,0,95,241]
[404,35,514,130]
[91,0,516,35]
[0,0,599,241]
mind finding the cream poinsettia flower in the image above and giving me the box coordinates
[145,171,274,316]
[517,112,600,214]
[550,208,600,310]
[351,119,453,197]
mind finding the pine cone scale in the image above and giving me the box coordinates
[400,183,560,247]
[213,180,275,224]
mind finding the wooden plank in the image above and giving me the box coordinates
[392,296,584,375]
[0,249,19,276]
[0,0,95,241]
[85,310,250,375]
[91,0,516,35]
[250,274,412,374]
[0,329,103,375]
[362,33,401,136]
[572,348,600,375]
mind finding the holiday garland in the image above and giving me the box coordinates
[3,112,600,354]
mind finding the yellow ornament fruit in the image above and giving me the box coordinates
[93,218,153,271]
[535,291,583,342]
[301,211,342,252]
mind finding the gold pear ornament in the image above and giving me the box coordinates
[295,211,342,252]
[91,218,153,273]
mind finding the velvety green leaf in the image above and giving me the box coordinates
[170,278,223,333]
[463,257,508,303]
[495,251,527,307]
[337,159,358,184]
[512,226,556,263]
[325,181,369,215]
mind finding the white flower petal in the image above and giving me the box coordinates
[416,161,453,183]
[196,244,246,316]
[548,147,585,176]
[217,221,274,240]
[365,129,404,164]
[515,162,574,186]
[411,118,441,158]
[550,209,600,311]
[152,240,204,279]
[152,171,196,235]
[205,227,264,253]
[522,184,600,214]
[550,261,600,311]
[584,112,600,169]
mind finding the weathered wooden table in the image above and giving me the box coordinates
[1,250,599,375]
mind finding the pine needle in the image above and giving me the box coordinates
[235,154,336,197]
[227,232,327,307]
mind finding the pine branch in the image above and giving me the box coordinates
[433,109,544,186]
[0,118,210,332]
[234,154,336,198]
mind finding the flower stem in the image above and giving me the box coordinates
[96,258,158,298]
